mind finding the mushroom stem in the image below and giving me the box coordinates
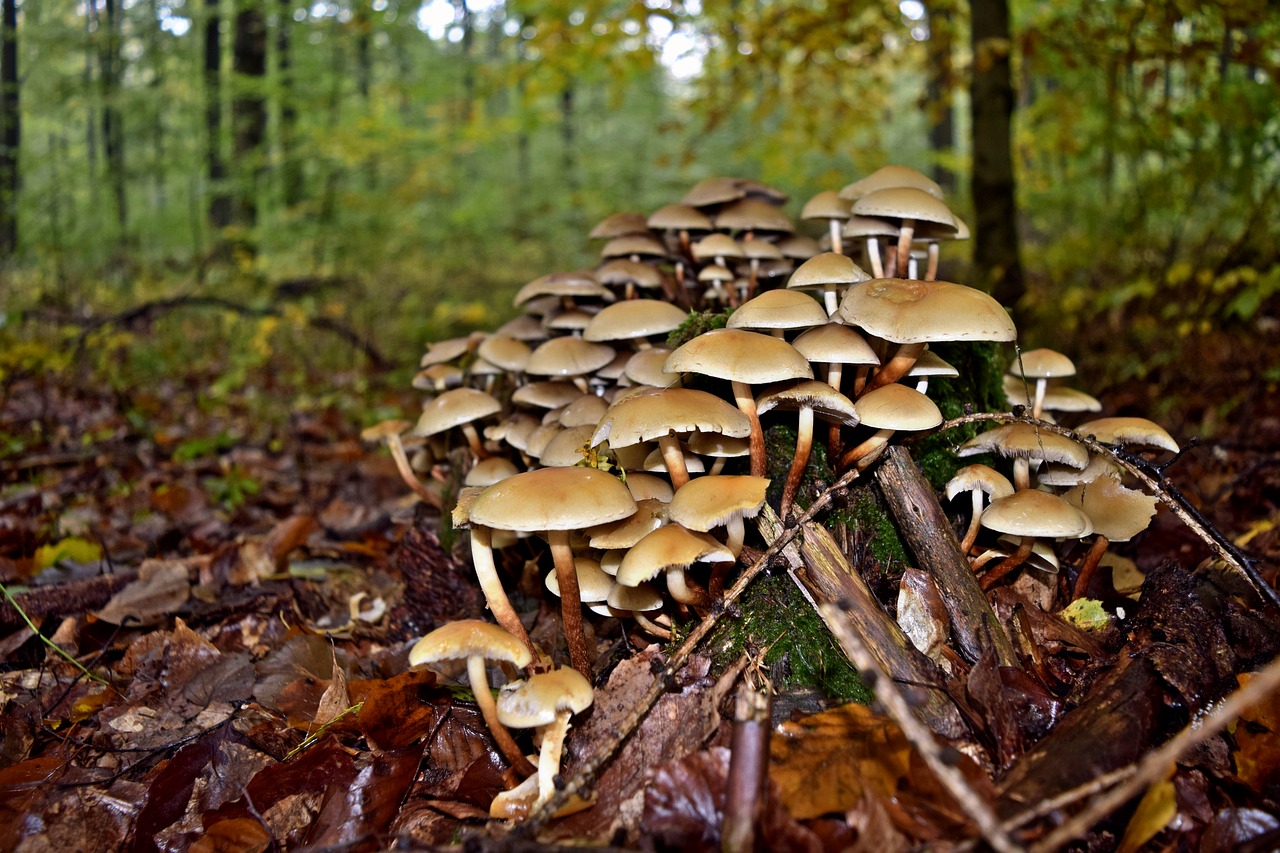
[384,434,443,508]
[732,379,767,478]
[534,711,572,810]
[925,243,940,281]
[470,526,538,664]
[460,423,489,460]
[1012,458,1032,492]
[724,516,747,559]
[656,434,692,491]
[633,612,672,640]
[839,428,893,471]
[865,341,926,393]
[959,490,984,554]
[665,566,710,608]
[895,218,916,277]
[821,286,839,317]
[779,406,815,519]
[1072,535,1110,600]
[828,219,843,256]
[866,238,884,279]
[547,532,593,679]
[981,536,1034,590]
[1031,377,1049,420]
[467,656,538,779]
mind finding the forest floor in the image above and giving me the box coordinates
[1,312,1279,851]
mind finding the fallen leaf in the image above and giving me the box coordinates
[312,653,353,730]
[1117,775,1177,853]
[94,559,190,626]
[190,818,272,853]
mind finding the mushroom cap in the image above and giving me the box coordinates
[420,333,484,367]
[727,289,828,332]
[478,335,533,373]
[687,432,751,459]
[681,176,748,208]
[713,198,795,233]
[838,279,1016,345]
[697,264,736,284]
[849,186,955,227]
[841,215,901,239]
[775,234,823,260]
[692,233,746,261]
[559,394,610,428]
[945,464,1015,501]
[409,619,532,669]
[600,234,670,260]
[838,164,945,201]
[616,524,735,587]
[644,445,704,474]
[468,466,636,532]
[495,314,548,342]
[957,424,1089,468]
[596,259,664,290]
[537,424,598,467]
[543,308,597,334]
[625,472,675,502]
[497,668,594,728]
[740,239,784,261]
[1062,475,1158,542]
[413,364,465,391]
[412,388,502,438]
[360,419,411,443]
[607,581,665,612]
[514,270,608,307]
[584,300,689,343]
[623,347,681,388]
[648,203,713,231]
[588,212,651,239]
[589,498,669,549]
[1036,454,1121,487]
[1075,417,1179,453]
[800,189,852,221]
[756,380,860,426]
[1003,376,1102,413]
[980,490,1094,539]
[526,337,617,378]
[1008,348,1076,380]
[791,323,881,366]
[664,328,814,385]
[592,387,751,449]
[906,349,959,378]
[667,475,769,531]
[546,557,614,602]
[787,252,873,290]
[853,384,942,431]
[512,381,584,410]
[465,456,520,487]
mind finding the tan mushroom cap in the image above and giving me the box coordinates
[838,164,945,201]
[601,234,669,260]
[776,234,823,260]
[664,328,814,384]
[980,490,1094,539]
[945,464,1015,502]
[465,456,520,487]
[1062,475,1158,542]
[624,347,680,388]
[497,668,594,729]
[543,308,596,334]
[838,279,1016,345]
[546,557,614,602]
[596,259,664,289]
[667,475,769,531]
[792,323,881,366]
[468,466,636,533]
[1009,348,1076,379]
[412,388,502,438]
[607,581,665,612]
[514,270,608,307]
[625,472,675,502]
[727,289,828,333]
[681,176,748,208]
[591,387,752,449]
[740,240,784,262]
[713,197,795,233]
[692,233,745,261]
[801,190,852,221]
[588,211,651,239]
[648,203,713,231]
[616,524,735,587]
[756,380,860,426]
[413,364,464,391]
[420,333,484,368]
[1075,417,1179,454]
[957,423,1089,468]
[409,619,532,669]
[906,349,959,378]
[512,381,583,410]
[584,300,689,343]
[697,264,736,284]
[537,424,598,467]
[558,394,609,428]
[494,313,547,342]
[1003,376,1102,413]
[644,446,704,474]
[1037,453,1121,487]
[853,384,942,431]
[841,215,901,239]
[915,214,971,241]
[526,337,617,378]
[360,419,411,443]
[589,498,669,549]
[787,253,873,290]
[478,335,533,373]
[687,432,751,459]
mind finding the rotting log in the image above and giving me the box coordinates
[758,504,966,738]
[874,445,1020,668]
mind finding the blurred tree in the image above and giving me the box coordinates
[0,0,17,256]
[232,0,266,227]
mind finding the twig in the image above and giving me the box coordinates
[1029,651,1280,853]
[933,412,1280,611]
[518,465,865,832]
[0,581,108,684]
[820,602,1024,853]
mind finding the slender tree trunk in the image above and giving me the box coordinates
[102,0,127,235]
[969,0,1024,309]
[926,2,956,195]
[276,0,301,207]
[85,5,100,209]
[0,0,18,256]
[147,0,166,212]
[205,0,231,229]
[232,1,267,227]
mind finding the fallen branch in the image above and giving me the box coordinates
[933,412,1280,612]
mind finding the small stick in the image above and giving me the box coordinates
[722,685,772,853]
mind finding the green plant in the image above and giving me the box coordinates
[202,464,261,511]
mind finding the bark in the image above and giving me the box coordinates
[205,0,231,228]
[926,1,956,195]
[0,0,17,256]
[103,0,127,233]
[969,0,1024,309]
[146,0,166,210]
[276,0,302,207]
[232,1,267,227]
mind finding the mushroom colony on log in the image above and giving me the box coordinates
[368,165,1178,821]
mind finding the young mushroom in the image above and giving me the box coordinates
[496,667,595,813]
[755,380,859,518]
[945,464,1015,554]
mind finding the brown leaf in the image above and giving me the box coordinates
[94,558,190,626]
[264,514,317,568]
[1200,807,1280,853]
[190,818,272,853]
[305,744,425,847]
[966,650,1063,769]
[354,668,445,751]
[312,653,353,729]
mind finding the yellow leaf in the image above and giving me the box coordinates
[35,537,103,570]
[1117,774,1176,853]
[1060,598,1112,632]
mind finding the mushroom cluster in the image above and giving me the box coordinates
[382,166,1177,818]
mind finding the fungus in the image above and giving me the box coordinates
[496,667,595,812]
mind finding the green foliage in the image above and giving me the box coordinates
[666,308,732,350]
[202,464,261,512]
[172,431,239,464]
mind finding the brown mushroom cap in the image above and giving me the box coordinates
[787,252,873,291]
[420,333,484,367]
[692,233,746,262]
[980,490,1094,540]
[714,198,795,234]
[478,335,533,373]
[591,387,752,449]
[1062,475,1158,542]
[791,323,881,367]
[727,289,828,333]
[469,467,636,533]
[623,347,681,388]
[852,384,942,431]
[1075,417,1180,454]
[465,457,520,487]
[512,381,584,411]
[838,279,1017,345]
[906,349,959,379]
[409,619,532,669]
[601,234,670,260]
[957,423,1089,468]
[849,186,955,228]
[1003,376,1102,413]
[663,328,813,384]
[776,234,823,260]
[583,300,689,344]
[596,258,664,290]
[616,524,734,587]
[945,464,1015,502]
[537,424,598,468]
[1008,348,1076,379]
[756,380,860,427]
[589,498,670,549]
[801,190,852,222]
[546,557,614,603]
[526,337,617,379]
[667,475,769,531]
[412,388,502,438]
[838,164,945,201]
[496,668,595,729]
[681,176,748,208]
[648,203,713,232]
[588,212,651,240]
[514,270,609,307]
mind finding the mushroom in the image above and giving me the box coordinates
[800,190,853,256]
[945,464,1015,553]
[849,186,956,278]
[976,489,1093,589]
[411,387,502,461]
[755,380,859,518]
[666,474,769,559]
[468,467,637,677]
[615,523,734,608]
[727,289,828,340]
[839,383,942,470]
[1006,348,1078,419]
[956,423,1089,491]
[360,419,442,508]
[786,252,873,316]
[1062,473,1158,599]
[663,328,813,478]
[409,620,537,778]
[496,667,595,812]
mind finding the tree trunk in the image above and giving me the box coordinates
[102,0,127,235]
[0,0,17,257]
[205,0,231,229]
[926,1,956,196]
[146,0,166,212]
[969,0,1024,309]
[275,0,301,208]
[232,1,267,227]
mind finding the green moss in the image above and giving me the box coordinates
[848,484,910,569]
[706,571,873,703]
[666,308,733,350]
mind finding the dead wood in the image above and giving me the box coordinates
[0,570,137,628]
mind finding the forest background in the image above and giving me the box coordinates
[0,0,1277,438]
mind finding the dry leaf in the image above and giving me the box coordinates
[1116,775,1176,853]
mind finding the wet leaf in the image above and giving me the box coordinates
[355,668,444,751]
[189,818,272,853]
[1232,671,1280,794]
[94,558,190,626]
[1116,776,1176,853]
